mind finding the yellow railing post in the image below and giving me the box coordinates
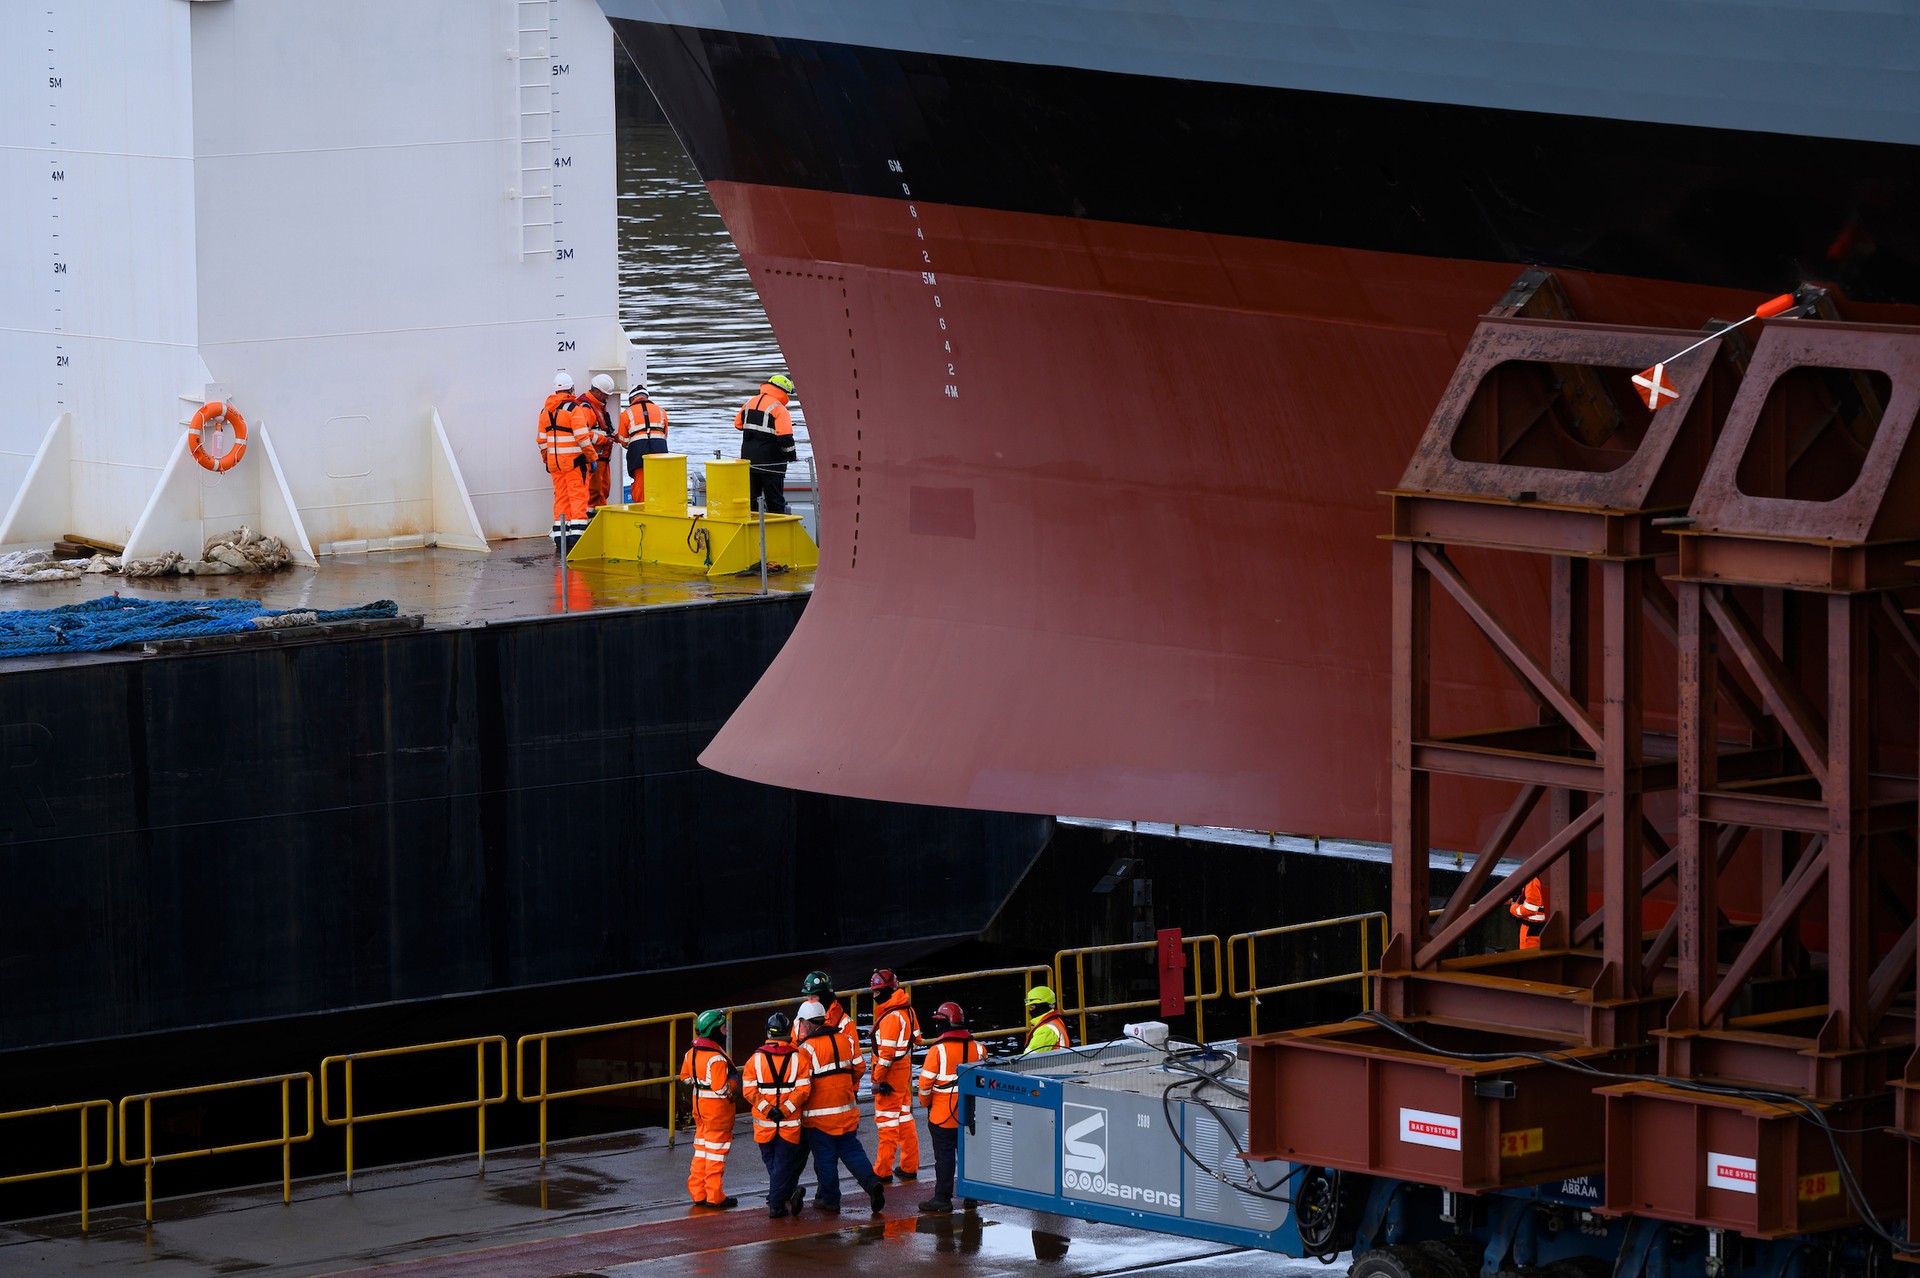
[79,1106,90,1233]
[667,1016,679,1151]
[344,1057,355,1188]
[539,1037,549,1160]
[281,1076,292,1206]
[321,1039,504,1189]
[0,1100,113,1234]
[476,1040,488,1173]
[142,1099,153,1223]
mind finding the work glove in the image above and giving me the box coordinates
[872,1081,894,1096]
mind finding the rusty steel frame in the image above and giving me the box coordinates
[1254,306,1920,1226]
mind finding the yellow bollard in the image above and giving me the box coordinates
[642,454,688,516]
[706,459,751,520]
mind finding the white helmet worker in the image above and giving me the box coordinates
[797,999,827,1022]
[795,998,828,1040]
[590,373,616,396]
[553,371,574,392]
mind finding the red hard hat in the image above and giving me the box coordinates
[869,968,897,992]
[935,1001,965,1026]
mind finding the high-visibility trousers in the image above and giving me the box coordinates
[687,1105,734,1204]
[546,456,588,543]
[871,1058,919,1176]
[587,453,612,508]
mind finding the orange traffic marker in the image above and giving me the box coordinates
[1636,293,1797,411]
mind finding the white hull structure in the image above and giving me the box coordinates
[0,0,631,560]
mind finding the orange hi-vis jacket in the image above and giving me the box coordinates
[917,1031,983,1128]
[742,1040,812,1144]
[798,1020,865,1135]
[1509,877,1548,949]
[823,999,861,1062]
[571,392,612,461]
[734,383,797,464]
[677,1037,735,1119]
[537,391,586,464]
[618,395,668,444]
[871,989,921,1081]
[1025,1010,1072,1053]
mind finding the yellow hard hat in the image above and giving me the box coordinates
[1026,985,1056,1007]
[768,374,796,395]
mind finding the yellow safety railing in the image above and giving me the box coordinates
[321,1036,507,1188]
[0,1099,113,1232]
[1228,911,1387,1035]
[890,965,1056,1044]
[119,1072,315,1222]
[1055,935,1222,1046]
[517,1012,694,1159]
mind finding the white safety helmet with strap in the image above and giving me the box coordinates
[590,373,616,396]
[553,371,574,392]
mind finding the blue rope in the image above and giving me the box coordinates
[0,597,399,658]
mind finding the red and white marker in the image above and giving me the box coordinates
[1635,293,1796,412]
[1632,363,1677,410]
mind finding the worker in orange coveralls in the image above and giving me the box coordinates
[799,970,856,1048]
[576,373,617,510]
[733,373,797,514]
[537,372,588,551]
[916,1000,983,1215]
[617,383,669,503]
[743,1011,812,1219]
[796,998,885,1215]
[1509,877,1548,949]
[867,968,921,1183]
[678,1009,739,1209]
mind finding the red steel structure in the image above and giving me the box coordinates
[1248,296,1920,1241]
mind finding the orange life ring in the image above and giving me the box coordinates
[187,402,248,472]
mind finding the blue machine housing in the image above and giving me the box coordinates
[954,1041,1310,1253]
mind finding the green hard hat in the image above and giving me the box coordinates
[694,1009,726,1038]
[800,970,834,998]
[1026,985,1056,1007]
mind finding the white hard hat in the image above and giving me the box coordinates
[797,999,827,1021]
[553,371,574,392]
[590,373,616,395]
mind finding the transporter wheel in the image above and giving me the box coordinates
[1420,1235,1489,1278]
[1351,1244,1438,1278]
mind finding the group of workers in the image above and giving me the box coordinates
[536,370,798,552]
[676,968,1075,1220]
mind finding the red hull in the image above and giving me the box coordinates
[698,183,1892,844]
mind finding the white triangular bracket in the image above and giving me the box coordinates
[427,408,488,553]
[124,419,318,566]
[0,412,75,548]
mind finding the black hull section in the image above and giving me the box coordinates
[614,19,1920,304]
[0,596,1047,1050]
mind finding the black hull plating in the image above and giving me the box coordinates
[615,19,1920,303]
[0,596,1047,1050]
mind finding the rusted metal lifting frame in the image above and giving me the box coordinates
[1379,315,1743,1047]
[1606,319,1920,1236]
[1241,309,1744,1193]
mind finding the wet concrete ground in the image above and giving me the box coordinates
[0,1115,1345,1277]
[0,540,813,670]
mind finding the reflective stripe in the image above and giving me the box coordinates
[694,1138,731,1150]
[803,1103,856,1117]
